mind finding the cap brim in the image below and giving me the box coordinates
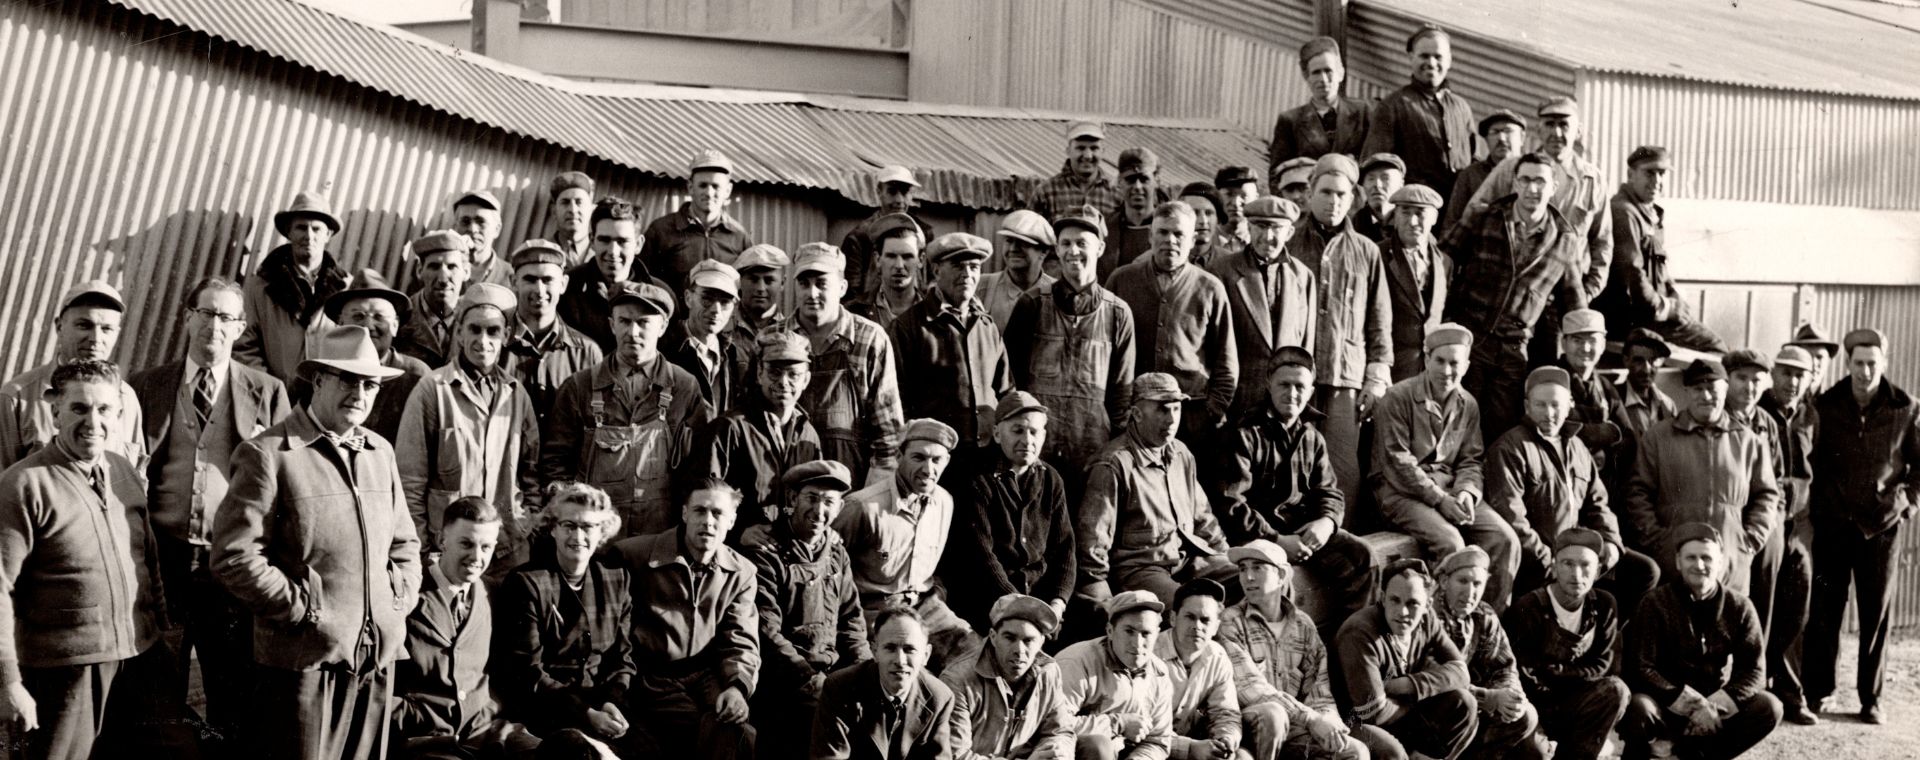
[274,210,342,235]
[689,277,739,297]
[1775,359,1814,371]
[794,263,842,277]
[934,251,991,265]
[1136,392,1192,403]
[998,403,1049,420]
[1051,219,1104,238]
[1794,340,1841,354]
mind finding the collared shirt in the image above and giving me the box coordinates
[642,203,754,296]
[1614,381,1676,440]
[1442,198,1588,343]
[1215,408,1344,542]
[1285,217,1393,391]
[504,319,604,421]
[889,289,1013,447]
[183,355,229,408]
[1462,151,1614,299]
[1336,604,1469,725]
[834,480,954,599]
[1371,374,1486,505]
[845,286,919,330]
[1030,164,1122,221]
[1151,636,1241,747]
[1219,598,1337,725]
[682,396,824,538]
[940,643,1076,760]
[1078,430,1230,591]
[608,529,759,695]
[976,270,1054,331]
[1054,637,1174,757]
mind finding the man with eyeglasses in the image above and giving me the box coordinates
[129,277,290,749]
[0,281,147,470]
[681,330,823,541]
[212,325,421,760]
[323,269,431,442]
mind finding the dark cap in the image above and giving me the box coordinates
[994,391,1049,424]
[869,213,924,244]
[1272,345,1315,371]
[1555,526,1608,557]
[927,232,993,265]
[1477,109,1526,137]
[1624,328,1672,359]
[1174,578,1228,608]
[1118,148,1160,178]
[1133,372,1190,402]
[784,459,852,492]
[1723,349,1772,374]
[1052,205,1108,239]
[1360,153,1407,176]
[1844,328,1887,355]
[323,269,410,324]
[1670,522,1722,551]
[1177,182,1226,218]
[1388,184,1444,209]
[1243,196,1300,223]
[1627,145,1670,168]
[608,281,675,318]
[1299,36,1340,66]
[1681,358,1727,386]
[1791,323,1841,355]
[549,171,594,199]
[1214,165,1257,190]
[510,240,569,270]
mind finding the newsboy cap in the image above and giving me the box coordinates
[990,594,1060,636]
[1425,323,1473,351]
[996,210,1057,248]
[1388,184,1444,210]
[1477,109,1526,137]
[1555,526,1608,557]
[994,391,1049,424]
[1360,153,1406,176]
[900,418,959,451]
[454,282,516,322]
[1310,154,1359,186]
[1670,522,1722,551]
[1681,358,1727,386]
[1133,372,1190,403]
[1243,197,1300,223]
[1844,328,1887,355]
[411,229,471,258]
[1052,205,1109,240]
[1229,539,1291,569]
[1560,308,1606,336]
[927,232,993,265]
[1104,590,1164,620]
[1272,345,1315,371]
[608,281,674,318]
[1723,348,1772,374]
[1435,546,1490,577]
[1773,345,1815,372]
[549,171,594,199]
[733,244,791,273]
[1525,366,1572,394]
[784,459,852,492]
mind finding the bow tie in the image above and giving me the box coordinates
[324,433,371,452]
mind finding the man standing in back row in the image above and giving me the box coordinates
[644,150,754,297]
[1363,25,1477,198]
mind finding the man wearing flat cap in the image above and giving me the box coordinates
[0,281,148,471]
[324,269,432,441]
[1805,327,1920,725]
[662,258,748,411]
[1100,148,1168,282]
[1269,36,1371,171]
[503,239,604,423]
[1756,344,1818,724]
[978,210,1058,330]
[939,593,1076,760]
[450,189,511,291]
[1594,146,1728,353]
[1441,110,1527,237]
[1031,121,1121,221]
[1614,327,1677,448]
[1620,524,1781,760]
[739,460,870,760]
[840,165,931,295]
[1287,153,1393,507]
[681,329,823,542]
[643,149,755,297]
[1549,309,1628,471]
[1430,547,1549,760]
[1270,158,1315,207]
[835,418,979,671]
[1444,152,1589,440]
[1363,25,1477,197]
[1079,372,1237,611]
[1209,196,1318,419]
[394,230,474,369]
[1486,365,1659,618]
[1459,97,1613,308]
[541,280,712,539]
[560,197,673,354]
[396,282,539,578]
[891,231,1014,448]
[1004,207,1137,491]
[1722,349,1793,631]
[1379,183,1453,382]
[1373,323,1523,612]
[1214,346,1375,641]
[941,391,1077,632]
[787,242,906,489]
[844,213,925,328]
[544,170,596,267]
[213,325,422,760]
[235,191,353,382]
[1349,152,1406,243]
[1625,358,1779,595]
[1107,202,1239,448]
[1337,558,1478,760]
[729,243,794,352]
[1501,528,1631,760]
[1054,591,1175,760]
[1217,541,1363,760]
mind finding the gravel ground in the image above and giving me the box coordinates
[1738,635,1920,760]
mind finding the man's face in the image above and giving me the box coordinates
[795,272,846,320]
[611,304,667,365]
[1280,184,1309,207]
[991,619,1046,682]
[593,219,640,283]
[1538,115,1578,157]
[1106,610,1161,670]
[1770,365,1809,405]
[1486,124,1527,163]
[457,307,507,372]
[1249,218,1295,259]
[1178,196,1218,242]
[549,499,613,574]
[1123,173,1156,214]
[1172,594,1223,653]
[740,267,785,316]
[1626,346,1662,390]
[1685,379,1727,421]
[338,298,400,355]
[1561,331,1604,373]
[309,370,379,433]
[874,616,932,695]
[1851,345,1886,394]
[286,217,332,261]
[1149,214,1195,271]
[935,258,983,305]
[1440,566,1488,618]
[1382,573,1431,637]
[1303,51,1344,102]
[897,440,952,496]
[417,251,472,310]
[681,488,738,557]
[56,306,121,362]
[1131,399,1181,448]
[689,171,733,216]
[1553,546,1600,600]
[1514,162,1557,216]
[1409,35,1452,87]
[1391,204,1435,247]
[1425,344,1470,396]
[1220,182,1258,222]
[440,518,501,587]
[1069,138,1102,176]
[1056,231,1102,288]
[1267,365,1313,422]
[185,289,245,363]
[1237,560,1288,600]
[788,483,844,543]
[757,360,810,415]
[1526,383,1573,436]
[515,263,568,324]
[51,378,118,461]
[1307,175,1355,226]
[880,182,915,214]
[994,411,1047,468]
[453,202,501,253]
[1004,240,1046,278]
[1727,367,1771,412]
[878,238,920,291]
[1807,347,1832,384]
[683,287,737,338]
[1362,167,1404,215]
[1676,539,1723,594]
[553,188,592,235]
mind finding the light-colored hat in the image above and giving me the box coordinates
[55,280,125,315]
[997,210,1057,248]
[297,325,404,381]
[1560,308,1606,336]
[689,149,735,175]
[1229,539,1291,569]
[901,418,959,451]
[1133,372,1190,403]
[1424,323,1474,351]
[274,191,341,235]
[454,282,516,322]
[794,244,846,277]
[1066,121,1105,141]
[874,165,919,187]
[688,259,740,298]
[1104,589,1164,620]
[734,244,792,272]
[989,594,1060,636]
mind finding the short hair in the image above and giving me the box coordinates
[444,495,502,527]
[1380,558,1432,592]
[877,225,924,251]
[1150,201,1197,227]
[685,477,744,509]
[588,197,637,231]
[1406,24,1450,52]
[49,360,121,399]
[184,276,244,309]
[1173,582,1226,615]
[1515,152,1556,172]
[541,481,620,536]
[873,603,927,639]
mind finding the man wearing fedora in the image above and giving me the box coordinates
[840,165,931,295]
[394,230,473,370]
[129,276,290,746]
[1789,323,1842,400]
[322,269,431,442]
[236,190,352,382]
[644,150,755,298]
[0,280,148,471]
[503,239,603,424]
[213,324,422,760]
[891,232,1013,449]
[975,210,1056,331]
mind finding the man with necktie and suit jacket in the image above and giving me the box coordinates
[811,605,956,760]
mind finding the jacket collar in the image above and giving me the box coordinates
[645,528,746,574]
[678,202,742,234]
[283,405,349,450]
[1671,408,1733,434]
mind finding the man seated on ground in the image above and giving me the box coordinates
[1429,548,1548,760]
[1619,523,1781,760]
[1056,591,1176,760]
[940,594,1076,760]
[1217,541,1364,760]
[1337,559,1478,760]
[812,605,956,760]
[1501,528,1631,760]
[1157,578,1291,760]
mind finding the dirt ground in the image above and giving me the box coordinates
[1737,635,1920,760]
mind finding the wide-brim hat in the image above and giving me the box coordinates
[324,269,412,324]
[297,325,404,381]
[274,191,342,236]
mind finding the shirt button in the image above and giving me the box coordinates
[458,689,467,700]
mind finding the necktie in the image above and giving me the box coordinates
[193,366,215,428]
[452,588,471,627]
[1407,247,1429,294]
[89,466,108,503]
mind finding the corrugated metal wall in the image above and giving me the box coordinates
[560,0,905,48]
[1579,71,1920,212]
[0,1,845,380]
[1344,1,1577,125]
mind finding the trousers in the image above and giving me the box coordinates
[1376,492,1521,612]
[1351,688,1478,760]
[251,661,394,760]
[17,646,200,760]
[1618,692,1780,760]
[1805,514,1901,708]
[1531,677,1630,760]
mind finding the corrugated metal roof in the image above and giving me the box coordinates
[1363,0,1920,101]
[106,0,1268,210]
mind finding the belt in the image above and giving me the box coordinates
[863,588,923,609]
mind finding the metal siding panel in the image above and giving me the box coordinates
[1346,2,1577,121]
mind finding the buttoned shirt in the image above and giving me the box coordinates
[1485,422,1620,569]
[1371,375,1485,505]
[790,308,906,483]
[1215,408,1345,543]
[1030,164,1122,221]
[1105,260,1238,419]
[1078,430,1231,592]
[1054,637,1175,759]
[642,203,754,296]
[1284,217,1393,391]
[940,644,1075,760]
[1152,636,1241,748]
[1462,152,1614,299]
[1219,598,1338,726]
[1443,199,1589,345]
[834,481,954,600]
